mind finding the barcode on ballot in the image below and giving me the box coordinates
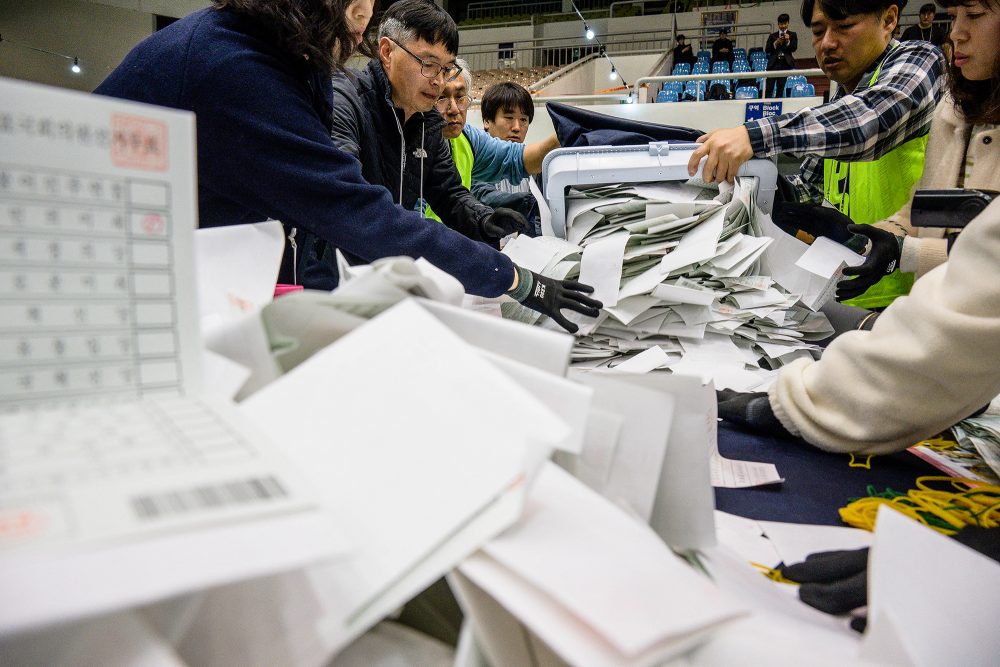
[130,476,288,520]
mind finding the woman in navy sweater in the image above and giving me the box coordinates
[95,0,599,332]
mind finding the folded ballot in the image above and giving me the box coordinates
[506,178,835,391]
[455,463,746,667]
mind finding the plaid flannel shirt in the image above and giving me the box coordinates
[745,40,947,203]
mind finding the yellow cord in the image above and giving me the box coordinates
[839,476,1000,535]
[750,561,799,585]
[915,436,961,451]
[848,453,873,469]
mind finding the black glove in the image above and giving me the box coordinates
[716,389,793,438]
[508,265,602,334]
[771,202,859,247]
[779,547,869,616]
[479,207,533,242]
[836,225,904,302]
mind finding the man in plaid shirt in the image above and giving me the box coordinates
[688,0,946,204]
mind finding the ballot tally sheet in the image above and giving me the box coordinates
[0,80,319,560]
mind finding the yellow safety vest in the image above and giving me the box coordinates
[426,131,474,222]
[824,47,927,308]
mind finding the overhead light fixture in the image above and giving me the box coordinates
[585,25,595,40]
[609,67,618,81]
[0,34,81,75]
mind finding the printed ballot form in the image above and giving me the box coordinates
[0,78,337,634]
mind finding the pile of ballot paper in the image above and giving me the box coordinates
[952,413,1000,482]
[502,177,836,390]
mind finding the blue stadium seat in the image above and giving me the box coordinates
[697,50,711,61]
[672,62,692,75]
[789,82,816,97]
[656,90,680,103]
[735,86,759,99]
[732,59,751,73]
[683,80,706,101]
[750,59,768,73]
[784,75,808,95]
[692,61,710,75]
[711,61,730,74]
[709,79,731,92]
[733,48,747,59]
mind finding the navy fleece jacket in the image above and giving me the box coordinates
[94,7,514,296]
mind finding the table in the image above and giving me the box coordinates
[714,423,941,525]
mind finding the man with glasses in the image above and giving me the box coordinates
[300,0,535,289]
[426,67,557,234]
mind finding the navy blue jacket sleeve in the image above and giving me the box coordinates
[97,26,513,297]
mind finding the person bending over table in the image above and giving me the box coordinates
[95,0,600,333]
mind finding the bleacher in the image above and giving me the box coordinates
[469,65,559,99]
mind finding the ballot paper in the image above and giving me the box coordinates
[0,78,337,635]
[509,177,834,386]
[456,463,746,667]
[861,507,1000,666]
[239,300,570,652]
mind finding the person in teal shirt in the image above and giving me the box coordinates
[427,60,558,222]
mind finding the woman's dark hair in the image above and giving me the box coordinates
[801,0,907,25]
[213,0,377,74]
[481,82,535,123]
[378,0,459,56]
[936,0,1000,123]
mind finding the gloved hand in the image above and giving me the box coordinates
[779,547,869,616]
[780,529,1000,633]
[508,265,602,334]
[770,202,858,247]
[716,389,793,438]
[479,207,533,242]
[836,225,904,302]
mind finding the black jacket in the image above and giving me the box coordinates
[329,59,491,242]
[297,59,498,289]
[765,30,798,70]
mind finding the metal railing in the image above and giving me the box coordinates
[466,0,613,21]
[460,25,777,72]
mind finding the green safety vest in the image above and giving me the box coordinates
[425,131,475,222]
[823,46,926,308]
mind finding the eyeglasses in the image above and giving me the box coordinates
[434,95,472,113]
[387,37,462,82]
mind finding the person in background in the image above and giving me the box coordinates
[717,0,1000,456]
[902,2,948,46]
[688,0,946,309]
[427,73,555,230]
[470,82,540,234]
[765,13,799,97]
[711,28,735,67]
[671,33,697,69]
[95,0,600,332]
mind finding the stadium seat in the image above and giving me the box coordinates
[656,90,680,103]
[732,59,751,73]
[692,61,710,75]
[697,50,711,61]
[789,82,816,97]
[735,86,759,99]
[784,75,808,95]
[672,62,691,75]
[711,61,731,74]
[683,80,706,101]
